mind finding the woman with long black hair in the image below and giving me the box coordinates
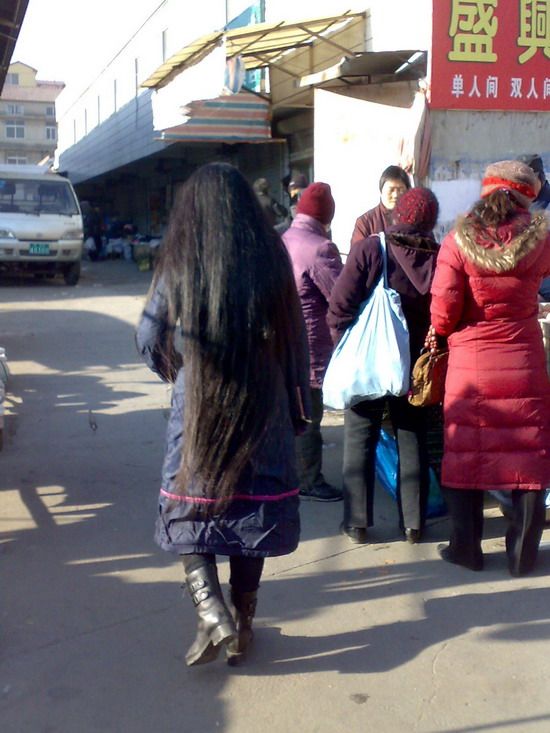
[136,163,310,666]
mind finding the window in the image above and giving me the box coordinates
[6,72,19,85]
[5,155,27,165]
[7,104,23,115]
[5,119,24,139]
[46,126,56,141]
[45,106,55,117]
[162,28,168,62]
[0,177,79,215]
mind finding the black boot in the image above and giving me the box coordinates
[184,563,237,667]
[226,589,257,666]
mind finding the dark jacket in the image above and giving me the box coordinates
[282,213,343,388]
[431,212,550,490]
[350,202,392,247]
[532,180,550,298]
[256,192,287,228]
[136,278,311,558]
[533,179,550,211]
[328,224,439,366]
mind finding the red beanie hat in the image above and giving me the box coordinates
[393,187,439,233]
[480,160,537,208]
[296,182,335,225]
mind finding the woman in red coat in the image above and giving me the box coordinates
[430,160,550,576]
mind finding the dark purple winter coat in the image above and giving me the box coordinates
[136,278,311,558]
[328,224,439,366]
[283,213,343,388]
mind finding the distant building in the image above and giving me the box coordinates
[0,61,64,165]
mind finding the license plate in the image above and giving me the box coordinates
[29,243,50,255]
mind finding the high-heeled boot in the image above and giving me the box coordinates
[226,589,257,666]
[184,563,237,667]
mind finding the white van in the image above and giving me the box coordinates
[0,165,83,285]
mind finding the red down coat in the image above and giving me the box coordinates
[430,211,550,491]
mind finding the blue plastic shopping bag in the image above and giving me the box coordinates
[376,429,447,519]
[323,233,410,409]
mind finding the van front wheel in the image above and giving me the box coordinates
[63,262,80,286]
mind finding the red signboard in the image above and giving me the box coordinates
[431,0,550,110]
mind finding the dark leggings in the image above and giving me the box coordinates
[181,553,265,593]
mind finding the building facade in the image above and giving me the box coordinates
[55,1,374,238]
[55,1,550,251]
[0,61,64,166]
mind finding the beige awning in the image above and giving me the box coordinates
[141,31,225,90]
[141,11,365,89]
[300,50,427,87]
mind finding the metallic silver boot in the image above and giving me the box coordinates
[185,563,237,666]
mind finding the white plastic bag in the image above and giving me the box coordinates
[323,233,410,409]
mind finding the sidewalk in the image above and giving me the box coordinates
[1,262,550,733]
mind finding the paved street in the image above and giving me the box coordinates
[1,259,550,733]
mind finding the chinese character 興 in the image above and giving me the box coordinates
[518,0,550,64]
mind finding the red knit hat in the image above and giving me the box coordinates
[393,187,439,233]
[296,182,335,225]
[481,160,537,208]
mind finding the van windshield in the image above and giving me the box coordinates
[0,178,80,215]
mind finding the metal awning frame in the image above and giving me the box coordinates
[141,11,365,90]
[299,50,428,89]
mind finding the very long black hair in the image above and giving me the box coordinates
[156,162,303,510]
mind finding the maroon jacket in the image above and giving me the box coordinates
[283,213,343,388]
[328,224,439,366]
[350,202,392,247]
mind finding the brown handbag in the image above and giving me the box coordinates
[408,348,449,407]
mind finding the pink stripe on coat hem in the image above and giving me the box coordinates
[160,487,299,503]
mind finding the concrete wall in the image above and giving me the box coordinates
[0,63,61,164]
[431,110,550,180]
[429,110,550,239]
[0,98,56,164]
[58,90,165,184]
[7,62,37,87]
[56,0,253,159]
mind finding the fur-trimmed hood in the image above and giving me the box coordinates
[455,212,548,273]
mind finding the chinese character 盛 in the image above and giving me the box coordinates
[448,0,498,62]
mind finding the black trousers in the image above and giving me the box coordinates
[295,387,326,490]
[442,487,546,576]
[342,396,430,531]
[181,554,265,593]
